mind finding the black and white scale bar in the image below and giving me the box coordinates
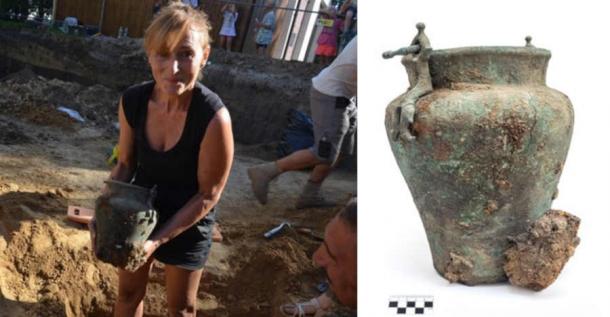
[388,296,434,315]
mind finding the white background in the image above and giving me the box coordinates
[358,1,610,316]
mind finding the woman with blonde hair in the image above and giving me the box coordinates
[90,3,233,316]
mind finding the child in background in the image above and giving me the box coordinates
[219,3,238,51]
[255,0,276,56]
[315,5,342,65]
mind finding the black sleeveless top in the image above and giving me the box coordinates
[122,81,224,222]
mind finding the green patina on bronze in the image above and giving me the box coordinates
[384,25,573,284]
[95,180,158,271]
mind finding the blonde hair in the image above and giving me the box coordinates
[144,2,212,54]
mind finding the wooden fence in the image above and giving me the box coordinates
[54,0,155,37]
[53,0,320,58]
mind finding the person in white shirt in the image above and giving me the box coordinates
[248,37,357,209]
[219,3,238,51]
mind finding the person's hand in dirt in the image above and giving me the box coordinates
[280,291,334,316]
[123,239,160,272]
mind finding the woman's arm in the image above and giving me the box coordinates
[339,0,352,15]
[221,3,228,12]
[260,12,275,30]
[147,107,234,248]
[342,9,354,33]
[318,1,335,17]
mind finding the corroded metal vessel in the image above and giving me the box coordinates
[95,180,158,269]
[384,24,573,284]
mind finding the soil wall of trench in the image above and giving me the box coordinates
[0,27,325,145]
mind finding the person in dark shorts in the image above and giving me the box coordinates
[255,0,276,55]
[89,3,233,316]
[248,37,356,209]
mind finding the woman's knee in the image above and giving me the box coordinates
[167,288,198,316]
[117,285,147,306]
[116,265,151,306]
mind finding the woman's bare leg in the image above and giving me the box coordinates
[165,265,205,317]
[219,36,226,50]
[114,258,155,317]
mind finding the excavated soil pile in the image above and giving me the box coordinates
[0,67,120,130]
[0,28,324,145]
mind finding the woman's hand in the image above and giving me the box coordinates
[142,240,160,260]
[123,240,159,272]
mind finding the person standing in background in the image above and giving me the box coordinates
[339,0,356,52]
[153,0,163,15]
[219,3,239,51]
[255,0,276,56]
[314,3,342,66]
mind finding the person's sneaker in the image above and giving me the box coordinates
[295,181,337,209]
[247,162,280,204]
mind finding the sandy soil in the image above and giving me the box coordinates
[0,72,356,316]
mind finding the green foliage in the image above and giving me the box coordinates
[0,0,28,15]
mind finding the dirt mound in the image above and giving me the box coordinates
[0,120,32,145]
[0,220,116,317]
[0,188,339,317]
[0,98,76,130]
[203,224,323,317]
[0,69,120,130]
[0,189,117,317]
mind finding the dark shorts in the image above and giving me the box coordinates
[309,87,357,165]
[153,209,215,271]
[256,43,269,49]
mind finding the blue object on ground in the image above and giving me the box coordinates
[316,281,329,293]
[277,109,314,157]
[57,106,85,122]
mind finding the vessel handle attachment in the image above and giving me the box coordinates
[382,44,421,59]
[383,23,433,142]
